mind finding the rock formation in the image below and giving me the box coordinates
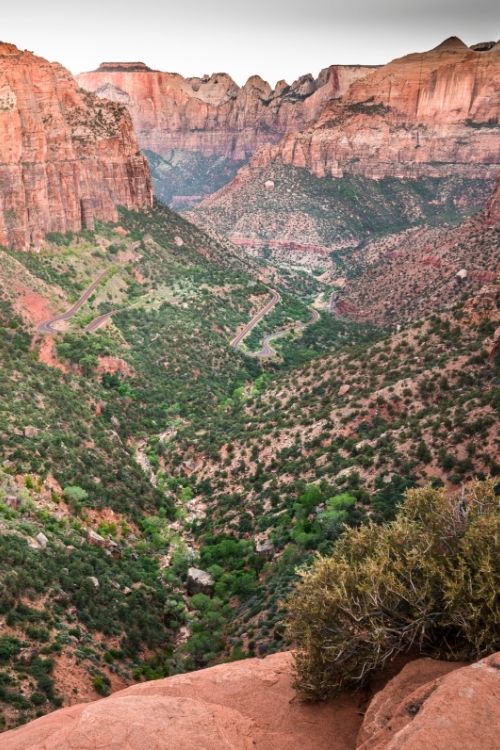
[0,43,152,251]
[357,652,500,750]
[0,652,363,750]
[251,38,500,180]
[77,63,376,161]
[3,651,499,750]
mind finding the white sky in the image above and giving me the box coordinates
[3,0,499,85]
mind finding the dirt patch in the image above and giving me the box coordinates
[52,652,129,707]
[14,287,54,326]
[96,356,134,377]
[37,337,69,373]
[132,268,145,284]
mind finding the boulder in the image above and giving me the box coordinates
[255,538,275,558]
[87,529,107,547]
[5,495,18,509]
[23,426,40,438]
[357,653,500,750]
[17,647,38,666]
[187,567,214,596]
[86,530,120,556]
[35,532,49,550]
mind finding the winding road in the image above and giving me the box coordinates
[37,271,110,334]
[84,310,119,333]
[251,307,320,359]
[230,289,281,349]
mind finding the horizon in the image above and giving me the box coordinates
[3,0,499,86]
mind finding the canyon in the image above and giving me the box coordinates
[184,38,500,249]
[0,43,152,251]
[0,29,498,747]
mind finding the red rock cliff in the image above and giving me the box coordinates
[251,38,500,179]
[0,43,152,251]
[76,64,375,161]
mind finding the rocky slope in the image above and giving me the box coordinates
[252,38,500,180]
[2,650,499,749]
[332,177,500,325]
[186,165,493,252]
[0,43,152,251]
[77,63,375,161]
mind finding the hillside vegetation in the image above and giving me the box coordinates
[0,198,498,731]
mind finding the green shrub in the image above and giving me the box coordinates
[286,480,499,698]
[92,675,111,696]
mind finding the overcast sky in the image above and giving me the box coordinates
[3,0,499,85]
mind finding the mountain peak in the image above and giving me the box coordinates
[432,36,468,51]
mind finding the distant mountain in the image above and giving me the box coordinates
[185,38,499,251]
[77,62,374,161]
[76,62,375,207]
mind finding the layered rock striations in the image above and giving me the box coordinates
[77,64,376,161]
[0,43,152,251]
[251,38,500,180]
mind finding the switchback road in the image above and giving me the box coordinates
[230,289,281,349]
[37,271,109,334]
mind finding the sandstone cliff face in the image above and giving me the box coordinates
[77,64,375,161]
[0,43,152,251]
[251,38,500,179]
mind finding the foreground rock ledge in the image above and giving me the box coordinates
[1,653,362,750]
[3,651,499,749]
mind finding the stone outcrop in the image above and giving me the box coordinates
[77,64,375,161]
[3,651,499,750]
[357,653,500,750]
[186,566,214,595]
[250,38,500,179]
[0,652,363,750]
[0,42,152,251]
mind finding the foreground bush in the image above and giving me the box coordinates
[286,480,499,698]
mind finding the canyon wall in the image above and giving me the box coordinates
[251,38,500,179]
[0,43,152,251]
[77,63,376,161]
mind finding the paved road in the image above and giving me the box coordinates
[37,271,109,334]
[230,289,281,349]
[84,310,119,333]
[252,307,320,359]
